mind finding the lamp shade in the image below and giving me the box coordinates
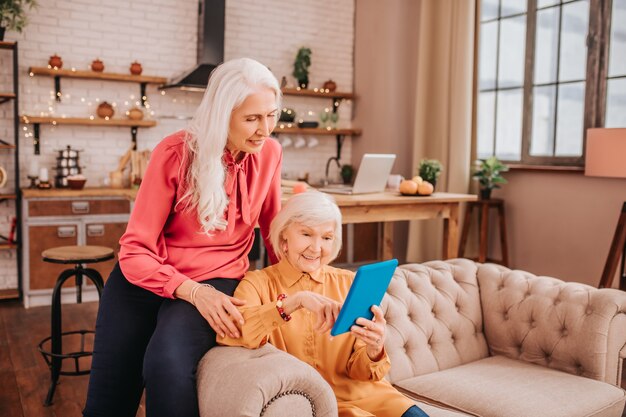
[585,128,626,178]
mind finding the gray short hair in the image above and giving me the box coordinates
[269,191,343,261]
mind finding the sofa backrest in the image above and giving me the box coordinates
[381,259,489,384]
[477,263,626,385]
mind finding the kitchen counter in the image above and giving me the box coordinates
[21,187,138,199]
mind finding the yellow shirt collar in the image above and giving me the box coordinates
[276,258,326,287]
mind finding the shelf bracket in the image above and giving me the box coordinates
[0,138,12,146]
[140,83,147,107]
[33,123,40,155]
[332,97,342,113]
[334,134,345,161]
[131,126,138,150]
[54,76,62,102]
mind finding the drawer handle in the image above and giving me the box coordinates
[71,201,90,214]
[57,226,76,238]
[87,224,105,237]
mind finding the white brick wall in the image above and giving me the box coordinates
[0,0,356,288]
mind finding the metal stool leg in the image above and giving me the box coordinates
[81,268,104,298]
[45,268,80,406]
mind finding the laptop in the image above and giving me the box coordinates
[319,153,396,195]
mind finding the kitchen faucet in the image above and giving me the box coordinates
[324,156,341,186]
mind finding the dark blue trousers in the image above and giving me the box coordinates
[83,263,239,417]
[402,405,430,417]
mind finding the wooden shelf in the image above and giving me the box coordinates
[274,126,361,136]
[0,144,16,149]
[0,194,17,200]
[0,41,16,50]
[21,115,156,128]
[29,66,167,84]
[0,288,19,300]
[0,243,17,250]
[0,92,16,102]
[281,87,354,100]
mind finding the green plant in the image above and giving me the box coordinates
[292,47,311,88]
[418,159,443,184]
[340,164,354,184]
[0,0,37,33]
[473,156,509,191]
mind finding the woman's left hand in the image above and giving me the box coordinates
[350,305,386,361]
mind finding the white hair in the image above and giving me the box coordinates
[269,191,343,262]
[177,58,281,233]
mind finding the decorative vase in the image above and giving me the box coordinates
[91,58,104,72]
[480,188,492,200]
[130,61,143,75]
[48,54,63,69]
[323,79,337,92]
[126,107,144,121]
[97,101,115,119]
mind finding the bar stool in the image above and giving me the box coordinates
[37,245,114,406]
[459,198,509,266]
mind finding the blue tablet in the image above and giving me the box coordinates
[330,259,398,336]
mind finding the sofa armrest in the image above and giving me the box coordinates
[197,344,337,417]
[477,263,626,386]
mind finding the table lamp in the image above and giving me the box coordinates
[585,128,626,290]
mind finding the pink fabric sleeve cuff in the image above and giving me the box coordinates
[163,271,192,299]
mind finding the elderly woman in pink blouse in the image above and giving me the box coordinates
[83,58,283,417]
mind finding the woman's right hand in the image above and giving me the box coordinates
[285,291,341,333]
[193,286,246,339]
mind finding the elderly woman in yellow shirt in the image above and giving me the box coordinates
[219,191,428,417]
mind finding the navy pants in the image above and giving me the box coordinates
[402,405,430,417]
[83,263,239,417]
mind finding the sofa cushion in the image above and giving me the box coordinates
[394,355,626,417]
[477,263,626,385]
[382,259,489,384]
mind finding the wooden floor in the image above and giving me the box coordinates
[0,300,145,417]
[0,300,625,417]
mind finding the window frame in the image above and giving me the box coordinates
[476,0,615,167]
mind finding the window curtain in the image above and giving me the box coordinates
[406,0,477,262]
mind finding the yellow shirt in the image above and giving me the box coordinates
[218,259,415,417]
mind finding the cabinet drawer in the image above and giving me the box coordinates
[28,199,130,217]
[85,222,127,283]
[28,225,79,290]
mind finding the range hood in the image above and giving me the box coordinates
[160,0,225,91]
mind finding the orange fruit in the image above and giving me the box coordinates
[417,181,434,195]
[399,179,419,195]
[292,182,308,194]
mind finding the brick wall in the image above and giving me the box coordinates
[0,0,356,288]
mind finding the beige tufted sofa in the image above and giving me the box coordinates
[197,259,626,417]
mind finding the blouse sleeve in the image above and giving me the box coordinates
[345,338,391,382]
[258,145,282,265]
[118,140,190,298]
[217,275,286,349]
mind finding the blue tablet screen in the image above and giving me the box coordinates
[330,259,398,336]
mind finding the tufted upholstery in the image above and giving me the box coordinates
[382,259,489,384]
[197,260,626,417]
[477,263,626,386]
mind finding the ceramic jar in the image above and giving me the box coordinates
[130,61,143,75]
[97,101,115,119]
[48,54,63,69]
[91,58,105,72]
[323,79,337,92]
[126,107,144,121]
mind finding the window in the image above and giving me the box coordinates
[476,0,626,166]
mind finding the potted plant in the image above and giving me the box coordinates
[340,164,354,185]
[472,156,509,200]
[0,0,37,40]
[418,159,443,188]
[292,47,312,89]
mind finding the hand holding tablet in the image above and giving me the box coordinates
[330,259,398,337]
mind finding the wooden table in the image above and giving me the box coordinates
[324,192,477,260]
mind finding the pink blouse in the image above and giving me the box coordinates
[118,130,282,298]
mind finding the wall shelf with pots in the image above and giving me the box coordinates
[20,116,157,154]
[0,41,22,300]
[278,87,359,162]
[28,66,167,107]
